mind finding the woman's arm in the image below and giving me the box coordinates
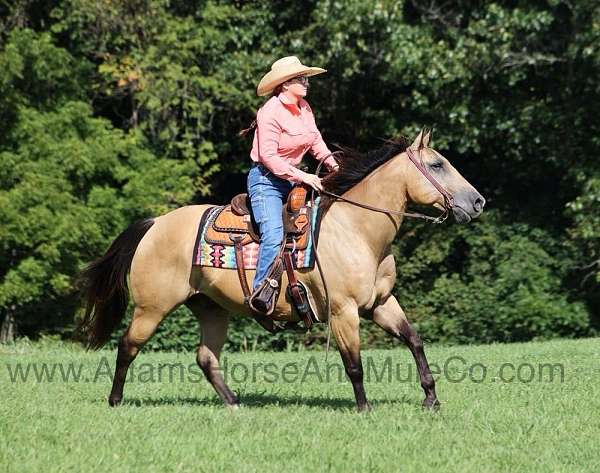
[310,130,339,171]
[303,100,338,171]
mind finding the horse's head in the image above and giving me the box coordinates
[404,130,485,223]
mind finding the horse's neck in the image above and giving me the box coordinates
[325,154,408,256]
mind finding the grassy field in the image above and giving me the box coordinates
[1,338,599,472]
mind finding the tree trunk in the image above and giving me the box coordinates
[0,311,16,344]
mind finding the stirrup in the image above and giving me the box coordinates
[249,278,280,315]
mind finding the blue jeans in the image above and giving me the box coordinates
[247,164,293,291]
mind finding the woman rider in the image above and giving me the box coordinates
[248,56,339,313]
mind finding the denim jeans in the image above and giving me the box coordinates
[247,164,293,291]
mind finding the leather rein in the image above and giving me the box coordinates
[318,147,455,224]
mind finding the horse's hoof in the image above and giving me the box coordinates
[357,402,372,413]
[226,403,241,410]
[422,398,440,411]
[108,396,122,407]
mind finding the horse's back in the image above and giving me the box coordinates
[140,204,212,258]
[129,204,214,305]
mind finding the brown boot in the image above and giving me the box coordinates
[249,259,283,315]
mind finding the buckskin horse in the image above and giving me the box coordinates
[79,130,485,411]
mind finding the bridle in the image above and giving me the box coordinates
[405,147,454,213]
[318,147,455,224]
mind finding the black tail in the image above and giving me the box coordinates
[77,219,155,349]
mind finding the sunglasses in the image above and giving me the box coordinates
[287,76,309,86]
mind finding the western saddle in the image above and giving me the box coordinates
[204,188,311,250]
[204,186,318,332]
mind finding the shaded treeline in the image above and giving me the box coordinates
[0,0,598,350]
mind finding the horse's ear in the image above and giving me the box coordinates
[422,128,432,148]
[410,129,425,150]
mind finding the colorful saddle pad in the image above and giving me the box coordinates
[192,198,322,270]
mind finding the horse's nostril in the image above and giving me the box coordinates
[473,197,485,212]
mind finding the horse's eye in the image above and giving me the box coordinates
[430,161,443,170]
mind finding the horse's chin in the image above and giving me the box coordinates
[452,206,472,224]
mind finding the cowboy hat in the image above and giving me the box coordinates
[256,56,326,96]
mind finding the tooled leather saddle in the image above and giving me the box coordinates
[204,188,312,250]
[205,186,319,332]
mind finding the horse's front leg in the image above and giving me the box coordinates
[332,305,370,412]
[373,295,440,409]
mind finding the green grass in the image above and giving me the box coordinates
[1,338,599,472]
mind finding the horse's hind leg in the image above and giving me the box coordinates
[108,306,167,406]
[373,295,439,409]
[187,297,239,407]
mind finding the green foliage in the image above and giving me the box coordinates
[567,175,600,286]
[0,29,197,338]
[0,1,598,348]
[50,0,274,185]
[392,213,591,344]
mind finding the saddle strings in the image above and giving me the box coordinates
[309,161,333,361]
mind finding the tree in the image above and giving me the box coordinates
[0,1,598,347]
[0,29,197,341]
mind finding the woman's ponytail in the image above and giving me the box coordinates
[238,119,257,138]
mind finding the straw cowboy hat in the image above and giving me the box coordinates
[256,56,326,96]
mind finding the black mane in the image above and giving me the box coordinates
[321,137,410,210]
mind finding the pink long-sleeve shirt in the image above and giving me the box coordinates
[250,93,337,183]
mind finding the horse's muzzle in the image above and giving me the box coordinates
[452,191,485,223]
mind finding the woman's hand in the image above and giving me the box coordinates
[302,174,323,192]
